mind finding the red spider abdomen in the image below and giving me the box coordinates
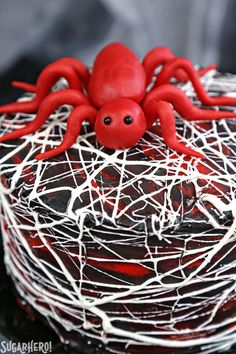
[88,42,146,107]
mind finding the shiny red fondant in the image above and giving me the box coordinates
[88,43,146,107]
[95,98,147,150]
[0,42,236,160]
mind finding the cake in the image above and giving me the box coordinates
[0,49,236,353]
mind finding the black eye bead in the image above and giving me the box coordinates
[103,116,111,125]
[124,116,133,125]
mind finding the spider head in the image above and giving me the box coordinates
[95,98,147,150]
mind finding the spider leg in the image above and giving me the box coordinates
[155,57,236,106]
[0,63,83,114]
[35,105,97,160]
[143,47,176,85]
[146,100,205,158]
[175,64,217,83]
[10,58,89,94]
[56,57,90,89]
[143,85,236,123]
[142,85,236,158]
[195,64,217,77]
[142,47,216,86]
[0,94,41,114]
[11,81,37,92]
[0,90,89,143]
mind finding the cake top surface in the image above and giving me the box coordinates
[0,72,236,234]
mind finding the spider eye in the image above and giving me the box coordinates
[103,116,111,125]
[124,116,133,125]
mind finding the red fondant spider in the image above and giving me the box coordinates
[0,42,236,160]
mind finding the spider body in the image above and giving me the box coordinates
[0,42,236,161]
[88,43,146,106]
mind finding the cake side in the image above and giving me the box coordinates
[0,72,236,353]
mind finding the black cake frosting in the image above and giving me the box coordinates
[0,72,236,354]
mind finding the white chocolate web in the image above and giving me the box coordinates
[0,71,236,353]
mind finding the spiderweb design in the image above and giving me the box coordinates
[0,72,236,354]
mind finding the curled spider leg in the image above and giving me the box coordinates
[35,105,97,160]
[55,57,90,89]
[174,63,217,83]
[145,100,205,158]
[143,85,236,121]
[143,47,176,84]
[142,47,216,86]
[155,57,236,106]
[10,58,89,95]
[142,85,236,158]
[0,90,89,143]
[0,63,83,114]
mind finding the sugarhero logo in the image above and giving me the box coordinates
[0,341,52,353]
